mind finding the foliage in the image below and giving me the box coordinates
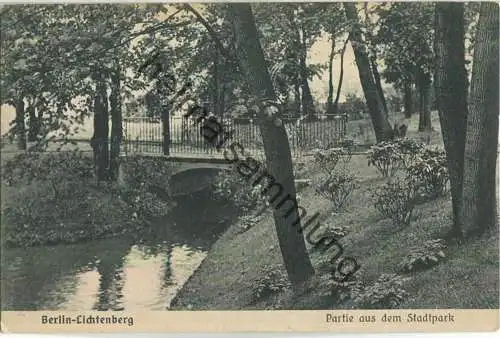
[399,239,447,272]
[0,4,162,146]
[252,265,291,300]
[396,138,426,168]
[407,148,449,201]
[313,147,352,173]
[2,150,93,198]
[375,2,434,88]
[315,169,357,212]
[373,177,418,226]
[368,141,404,177]
[212,168,266,212]
[254,3,333,107]
[327,270,363,302]
[338,93,367,120]
[120,156,173,219]
[351,273,410,309]
[2,182,137,247]
[1,152,174,247]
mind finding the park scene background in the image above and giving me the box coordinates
[0,2,498,311]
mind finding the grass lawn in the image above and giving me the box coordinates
[170,112,498,310]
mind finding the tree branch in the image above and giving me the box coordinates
[181,4,234,61]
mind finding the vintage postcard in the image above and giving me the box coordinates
[0,1,499,334]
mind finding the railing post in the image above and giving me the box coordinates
[162,108,170,156]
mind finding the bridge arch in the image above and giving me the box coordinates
[169,163,231,197]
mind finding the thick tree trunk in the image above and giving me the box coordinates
[109,67,122,181]
[403,80,413,118]
[370,56,388,114]
[15,98,26,150]
[434,3,469,236]
[326,38,336,114]
[344,2,393,142]
[418,71,432,132]
[461,2,499,236]
[333,34,350,115]
[228,3,315,285]
[92,73,110,182]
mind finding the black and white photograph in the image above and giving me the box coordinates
[0,1,498,331]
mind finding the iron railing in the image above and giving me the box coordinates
[122,114,348,158]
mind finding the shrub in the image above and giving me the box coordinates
[2,150,93,198]
[315,170,357,212]
[351,274,410,309]
[373,178,418,226]
[1,153,174,247]
[1,182,134,247]
[253,265,291,300]
[368,141,403,177]
[120,156,173,219]
[399,239,447,273]
[407,148,449,201]
[396,138,425,169]
[367,139,424,177]
[313,147,352,173]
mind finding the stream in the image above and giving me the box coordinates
[1,190,238,310]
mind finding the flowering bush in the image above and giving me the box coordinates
[373,177,418,226]
[407,148,449,201]
[368,139,424,177]
[313,147,352,173]
[315,169,357,212]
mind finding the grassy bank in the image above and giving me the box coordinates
[1,152,174,248]
[170,113,498,310]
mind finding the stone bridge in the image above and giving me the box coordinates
[165,157,232,197]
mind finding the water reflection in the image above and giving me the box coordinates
[1,190,239,310]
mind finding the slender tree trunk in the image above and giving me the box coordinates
[418,71,432,132]
[434,3,469,236]
[228,3,315,285]
[294,79,301,117]
[109,66,122,181]
[299,55,315,118]
[403,80,413,118]
[370,56,388,114]
[333,34,350,115]
[344,2,393,142]
[326,37,336,114]
[213,45,220,116]
[92,72,110,182]
[15,98,26,150]
[461,2,499,236]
